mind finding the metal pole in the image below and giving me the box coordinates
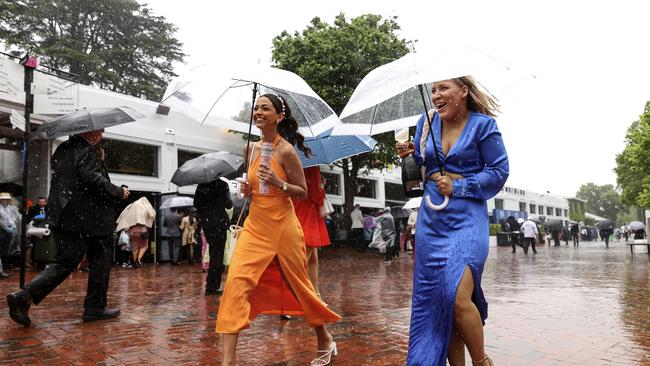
[243,83,258,171]
[417,84,445,176]
[19,53,36,289]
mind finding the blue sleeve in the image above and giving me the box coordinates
[451,117,509,200]
[412,112,426,166]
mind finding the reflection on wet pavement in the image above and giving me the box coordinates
[0,240,648,365]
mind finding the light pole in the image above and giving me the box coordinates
[18,51,37,288]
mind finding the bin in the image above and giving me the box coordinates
[496,232,511,247]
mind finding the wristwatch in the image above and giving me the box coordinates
[281,181,288,191]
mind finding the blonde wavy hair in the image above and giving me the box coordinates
[452,76,500,117]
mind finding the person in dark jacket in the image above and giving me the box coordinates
[6,130,129,326]
[194,179,233,295]
[570,223,580,246]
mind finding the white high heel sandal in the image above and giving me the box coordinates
[310,341,337,366]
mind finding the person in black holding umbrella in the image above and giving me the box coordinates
[6,129,129,326]
[193,179,232,295]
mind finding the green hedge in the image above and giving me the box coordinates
[489,224,501,236]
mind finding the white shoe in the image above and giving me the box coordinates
[310,341,337,366]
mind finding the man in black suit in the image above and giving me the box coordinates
[6,129,129,326]
[194,179,232,295]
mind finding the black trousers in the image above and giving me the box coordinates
[524,237,537,253]
[167,237,180,262]
[511,233,524,252]
[203,221,228,292]
[572,233,579,246]
[351,228,365,251]
[25,229,113,309]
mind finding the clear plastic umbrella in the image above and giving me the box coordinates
[333,46,533,211]
[333,46,531,136]
[160,196,194,209]
[160,64,340,140]
[628,221,645,231]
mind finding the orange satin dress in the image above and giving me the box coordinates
[216,136,341,333]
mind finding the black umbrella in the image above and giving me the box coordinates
[171,151,244,187]
[595,220,615,231]
[33,106,146,139]
[543,219,564,230]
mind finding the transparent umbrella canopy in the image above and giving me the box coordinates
[160,196,194,209]
[160,64,341,140]
[333,46,533,136]
[333,46,534,211]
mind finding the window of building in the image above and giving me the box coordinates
[494,198,504,210]
[530,204,537,214]
[547,206,553,216]
[538,205,544,215]
[321,172,341,195]
[385,182,407,203]
[103,138,158,177]
[519,202,527,212]
[564,209,568,217]
[356,178,377,198]
[556,208,562,217]
[177,149,203,167]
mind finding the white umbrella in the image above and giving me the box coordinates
[160,196,194,209]
[160,64,340,139]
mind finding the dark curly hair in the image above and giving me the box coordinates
[260,93,312,158]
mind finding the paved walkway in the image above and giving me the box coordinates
[0,240,649,365]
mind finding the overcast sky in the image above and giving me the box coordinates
[139,0,650,197]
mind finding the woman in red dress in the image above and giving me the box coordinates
[293,166,330,297]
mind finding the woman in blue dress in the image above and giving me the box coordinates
[398,76,509,366]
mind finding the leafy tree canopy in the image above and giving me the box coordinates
[271,13,410,224]
[575,182,625,222]
[0,0,185,100]
[615,101,650,209]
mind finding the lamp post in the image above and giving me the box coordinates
[18,51,37,289]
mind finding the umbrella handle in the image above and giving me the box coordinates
[425,195,449,211]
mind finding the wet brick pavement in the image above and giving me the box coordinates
[0,240,649,365]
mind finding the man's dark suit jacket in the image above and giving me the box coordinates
[46,135,123,236]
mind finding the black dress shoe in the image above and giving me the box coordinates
[82,308,120,322]
[0,272,12,278]
[7,290,32,327]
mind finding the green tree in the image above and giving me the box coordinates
[271,13,409,226]
[615,101,650,209]
[575,183,625,222]
[0,0,185,100]
[567,197,586,222]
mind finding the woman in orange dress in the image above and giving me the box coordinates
[216,94,341,366]
[293,166,330,297]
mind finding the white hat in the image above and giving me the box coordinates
[517,218,525,224]
[0,192,11,200]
